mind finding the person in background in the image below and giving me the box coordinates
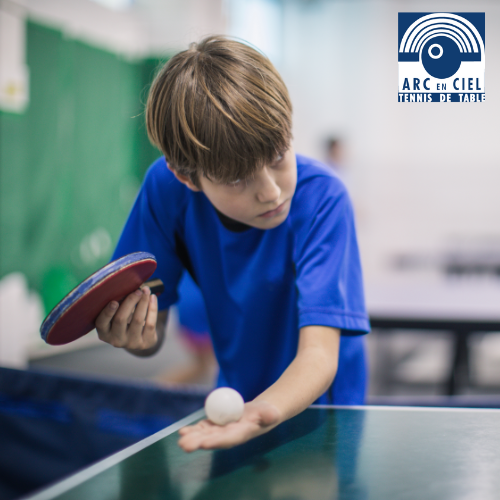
[325,137,350,188]
[326,137,343,170]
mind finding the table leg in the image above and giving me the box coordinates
[446,331,470,395]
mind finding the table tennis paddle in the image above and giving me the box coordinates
[40,252,164,346]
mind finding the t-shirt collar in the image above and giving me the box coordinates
[213,207,253,233]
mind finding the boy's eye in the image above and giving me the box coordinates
[273,152,285,165]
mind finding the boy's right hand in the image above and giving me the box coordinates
[95,287,159,351]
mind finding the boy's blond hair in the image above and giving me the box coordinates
[146,35,293,187]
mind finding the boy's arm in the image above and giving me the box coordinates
[253,324,340,420]
[178,325,340,452]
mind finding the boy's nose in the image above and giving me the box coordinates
[255,168,281,204]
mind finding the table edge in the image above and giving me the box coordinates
[310,404,500,412]
[19,408,205,500]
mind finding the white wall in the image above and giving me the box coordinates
[4,0,227,58]
[279,0,500,279]
[136,0,227,55]
[5,0,148,57]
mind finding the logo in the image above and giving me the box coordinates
[398,13,485,102]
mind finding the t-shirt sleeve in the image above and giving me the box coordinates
[112,160,184,310]
[294,178,370,335]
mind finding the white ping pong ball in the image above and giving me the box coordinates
[204,387,245,426]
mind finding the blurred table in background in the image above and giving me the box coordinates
[366,279,500,395]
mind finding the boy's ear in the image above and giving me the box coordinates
[167,164,201,192]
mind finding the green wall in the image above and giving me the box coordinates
[0,22,164,312]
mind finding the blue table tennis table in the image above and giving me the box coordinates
[21,405,500,500]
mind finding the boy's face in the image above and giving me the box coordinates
[171,145,297,230]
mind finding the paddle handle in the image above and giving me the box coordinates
[141,279,164,296]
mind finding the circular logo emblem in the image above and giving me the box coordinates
[421,36,462,79]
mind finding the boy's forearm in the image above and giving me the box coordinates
[178,326,340,452]
[253,326,340,423]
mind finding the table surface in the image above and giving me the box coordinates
[23,406,500,500]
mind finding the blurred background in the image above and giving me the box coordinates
[1,0,499,400]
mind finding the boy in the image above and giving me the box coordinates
[95,36,370,452]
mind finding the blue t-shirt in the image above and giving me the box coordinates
[176,271,211,336]
[112,154,370,404]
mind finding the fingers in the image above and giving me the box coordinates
[196,427,251,450]
[178,421,224,452]
[177,402,282,452]
[126,288,158,350]
[126,288,151,347]
[178,420,213,436]
[142,293,158,347]
[96,287,159,350]
[95,301,119,335]
[178,421,255,452]
[102,289,144,347]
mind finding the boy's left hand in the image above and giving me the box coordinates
[178,400,281,452]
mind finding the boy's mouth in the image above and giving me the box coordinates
[258,200,287,218]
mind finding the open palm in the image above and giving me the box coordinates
[178,400,281,452]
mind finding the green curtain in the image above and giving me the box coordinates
[0,22,165,313]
